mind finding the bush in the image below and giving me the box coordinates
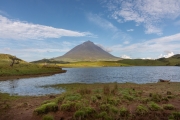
[110,106,119,114]
[91,96,97,103]
[136,105,149,115]
[150,93,162,102]
[64,94,81,101]
[74,110,85,119]
[60,103,71,111]
[100,104,111,112]
[119,107,130,117]
[148,102,162,111]
[169,112,180,120]
[34,102,58,115]
[163,104,175,110]
[123,94,134,101]
[42,114,54,120]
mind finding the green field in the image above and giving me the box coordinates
[0,54,66,79]
[32,54,180,67]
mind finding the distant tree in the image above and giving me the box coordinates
[9,56,21,67]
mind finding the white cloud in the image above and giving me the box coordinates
[87,13,118,32]
[104,0,180,35]
[142,57,153,60]
[96,44,113,53]
[123,41,129,44]
[0,15,93,40]
[158,51,174,58]
[110,33,180,58]
[127,29,134,32]
[121,55,132,59]
[87,13,132,41]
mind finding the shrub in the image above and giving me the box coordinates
[150,93,162,102]
[91,96,97,103]
[110,106,119,114]
[64,94,81,101]
[148,102,162,111]
[169,112,180,120]
[123,94,134,101]
[34,102,58,115]
[83,107,96,116]
[136,104,149,115]
[119,107,130,117]
[140,97,149,104]
[107,97,119,105]
[60,103,71,111]
[163,104,175,110]
[98,111,109,119]
[100,104,111,112]
[60,101,75,111]
[75,102,83,110]
[55,96,64,103]
[74,110,85,119]
[42,114,54,120]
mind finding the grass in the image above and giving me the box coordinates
[33,54,180,67]
[136,104,149,115]
[0,54,65,78]
[42,114,54,120]
[163,104,175,110]
[30,82,180,119]
[169,111,180,120]
[34,102,58,115]
[148,102,162,111]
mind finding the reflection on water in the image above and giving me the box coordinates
[0,66,180,96]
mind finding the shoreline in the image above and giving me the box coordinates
[0,70,67,81]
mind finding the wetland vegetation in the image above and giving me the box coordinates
[1,82,180,120]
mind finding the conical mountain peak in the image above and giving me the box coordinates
[54,41,120,61]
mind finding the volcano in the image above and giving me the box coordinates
[53,41,120,62]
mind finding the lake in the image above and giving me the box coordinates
[0,66,180,96]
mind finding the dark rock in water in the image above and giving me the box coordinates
[159,79,170,82]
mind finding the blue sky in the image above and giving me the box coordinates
[0,0,180,61]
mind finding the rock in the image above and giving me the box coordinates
[159,79,170,82]
[49,95,56,98]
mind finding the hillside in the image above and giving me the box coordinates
[118,54,180,66]
[53,41,121,62]
[0,54,66,80]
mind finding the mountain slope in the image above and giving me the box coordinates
[54,41,120,61]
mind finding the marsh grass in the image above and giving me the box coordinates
[103,85,111,95]
[148,102,162,111]
[169,111,180,120]
[34,102,58,115]
[33,83,180,120]
[163,104,175,110]
[42,114,54,120]
[119,107,130,118]
[136,104,149,115]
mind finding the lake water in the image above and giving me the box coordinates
[0,66,180,96]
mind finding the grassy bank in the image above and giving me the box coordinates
[0,82,180,120]
[57,61,129,68]
[31,82,180,120]
[0,54,66,80]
